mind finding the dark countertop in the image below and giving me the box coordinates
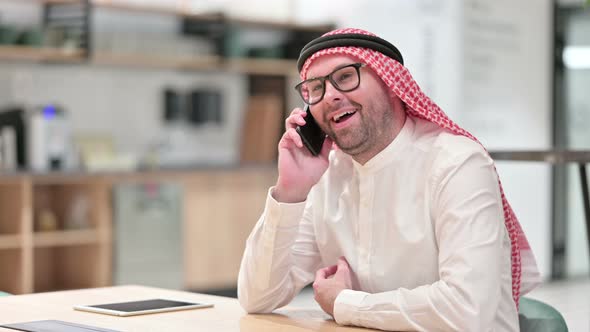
[0,163,278,183]
[490,150,590,163]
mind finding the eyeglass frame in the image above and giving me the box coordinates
[294,63,366,105]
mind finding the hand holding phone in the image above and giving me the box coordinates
[296,105,326,156]
[274,106,330,203]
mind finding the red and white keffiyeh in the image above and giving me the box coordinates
[299,28,540,307]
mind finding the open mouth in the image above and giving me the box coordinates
[332,110,357,124]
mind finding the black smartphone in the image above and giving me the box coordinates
[296,105,326,156]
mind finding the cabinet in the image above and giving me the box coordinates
[0,175,111,294]
[0,178,31,294]
[0,168,276,294]
[182,169,276,291]
[112,182,183,290]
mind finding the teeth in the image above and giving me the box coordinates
[333,110,356,122]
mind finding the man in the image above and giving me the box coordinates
[238,28,540,331]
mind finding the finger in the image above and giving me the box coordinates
[278,128,302,149]
[315,264,338,280]
[326,264,338,277]
[286,128,303,148]
[319,136,333,159]
[285,115,306,130]
[337,256,350,271]
[287,107,304,117]
[334,257,354,289]
[285,108,302,119]
[285,108,306,128]
[278,131,294,150]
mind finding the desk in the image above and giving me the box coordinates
[0,285,368,332]
[490,150,590,275]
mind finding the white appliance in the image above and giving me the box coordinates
[28,104,74,171]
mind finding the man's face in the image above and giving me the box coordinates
[306,55,399,162]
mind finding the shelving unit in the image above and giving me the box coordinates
[0,45,86,62]
[33,244,106,292]
[0,1,330,294]
[223,58,298,76]
[91,52,221,71]
[33,229,100,247]
[0,175,111,294]
[73,1,333,32]
[0,235,22,250]
[0,168,276,294]
[89,0,221,21]
[0,249,26,294]
[43,0,83,4]
[2,0,332,75]
[0,49,297,75]
[0,178,32,294]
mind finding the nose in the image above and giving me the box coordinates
[323,80,344,104]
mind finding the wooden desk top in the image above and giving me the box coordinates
[0,285,369,331]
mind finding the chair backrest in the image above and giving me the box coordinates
[519,297,569,332]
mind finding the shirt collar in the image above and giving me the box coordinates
[351,115,415,173]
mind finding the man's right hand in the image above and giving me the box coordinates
[273,107,333,203]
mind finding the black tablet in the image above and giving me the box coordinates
[73,299,213,317]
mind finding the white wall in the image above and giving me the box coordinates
[564,10,590,276]
[461,0,553,279]
[0,64,247,165]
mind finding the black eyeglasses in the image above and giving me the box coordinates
[295,63,365,105]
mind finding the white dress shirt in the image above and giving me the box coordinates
[238,116,521,331]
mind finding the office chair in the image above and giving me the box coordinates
[519,297,569,332]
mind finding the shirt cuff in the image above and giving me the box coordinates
[264,186,307,228]
[333,289,368,326]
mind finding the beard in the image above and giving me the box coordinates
[323,98,396,158]
[329,117,369,154]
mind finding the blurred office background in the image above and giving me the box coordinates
[0,0,588,330]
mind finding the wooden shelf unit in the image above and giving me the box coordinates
[33,229,100,247]
[91,0,221,21]
[0,47,299,76]
[0,248,27,295]
[0,175,111,295]
[90,54,298,76]
[224,58,298,76]
[0,46,86,63]
[42,0,83,4]
[69,0,332,32]
[33,244,107,293]
[0,177,32,294]
[0,235,22,250]
[32,0,332,34]
[91,52,222,71]
[3,1,331,75]
[0,168,276,294]
[0,181,27,237]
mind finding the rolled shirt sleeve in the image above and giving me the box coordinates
[238,187,323,313]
